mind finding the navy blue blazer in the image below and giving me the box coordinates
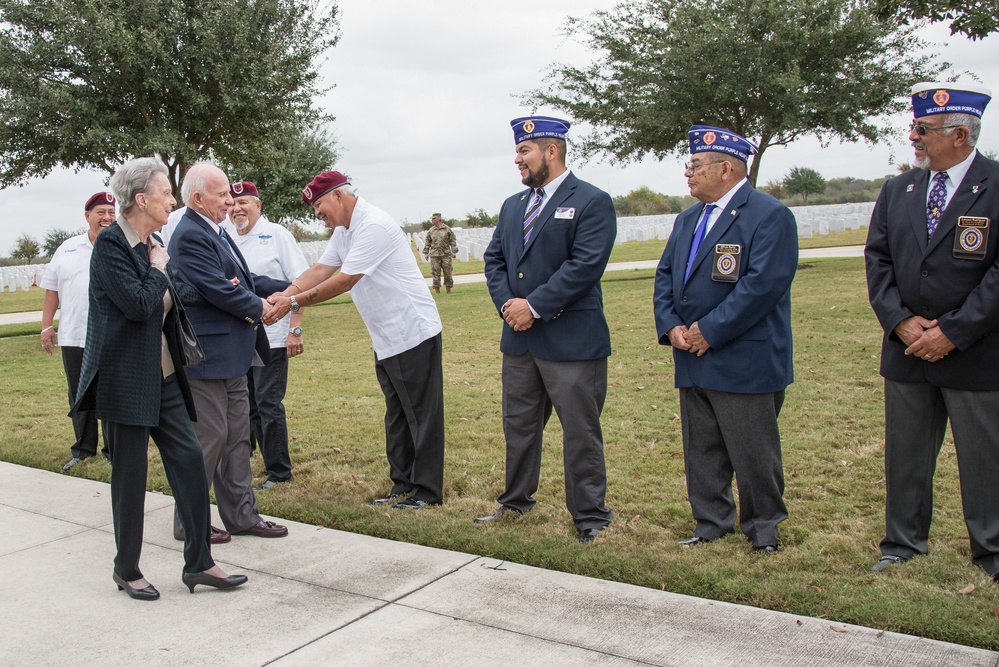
[866,152,999,390]
[654,182,798,394]
[167,208,288,381]
[484,172,616,362]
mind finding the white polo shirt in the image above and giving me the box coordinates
[231,215,310,349]
[319,197,442,360]
[39,233,93,348]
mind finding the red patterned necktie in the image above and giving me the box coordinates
[926,171,948,240]
[523,188,545,244]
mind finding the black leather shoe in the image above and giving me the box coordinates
[182,571,248,594]
[473,506,523,524]
[371,492,405,505]
[678,536,714,547]
[61,456,90,472]
[392,497,439,509]
[871,555,908,572]
[113,572,160,601]
[753,544,778,553]
[577,526,605,545]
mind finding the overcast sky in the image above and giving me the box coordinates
[1,1,996,253]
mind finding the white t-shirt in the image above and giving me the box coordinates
[231,216,310,348]
[318,198,442,360]
[39,233,93,347]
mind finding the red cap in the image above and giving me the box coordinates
[302,171,349,206]
[85,192,116,211]
[230,180,260,198]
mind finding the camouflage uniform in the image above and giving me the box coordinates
[423,223,458,292]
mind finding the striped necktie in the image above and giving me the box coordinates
[926,171,948,240]
[684,204,716,283]
[523,188,545,244]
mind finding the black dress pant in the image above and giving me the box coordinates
[247,348,293,482]
[374,333,445,504]
[62,346,105,458]
[107,374,214,581]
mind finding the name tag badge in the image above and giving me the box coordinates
[712,244,742,282]
[953,216,989,260]
[554,207,575,219]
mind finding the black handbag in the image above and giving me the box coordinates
[165,276,205,367]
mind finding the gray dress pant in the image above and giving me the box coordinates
[679,387,787,548]
[881,379,999,575]
[498,352,611,530]
[174,376,262,535]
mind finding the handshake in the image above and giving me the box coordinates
[261,293,294,326]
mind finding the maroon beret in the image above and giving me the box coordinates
[302,171,349,206]
[85,192,116,211]
[230,180,260,198]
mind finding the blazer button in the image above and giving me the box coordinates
[518,272,524,279]
[254,325,259,330]
[682,296,688,302]
[921,306,928,313]
[921,270,928,277]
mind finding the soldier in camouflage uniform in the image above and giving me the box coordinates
[423,212,458,293]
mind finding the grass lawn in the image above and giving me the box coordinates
[2,254,997,650]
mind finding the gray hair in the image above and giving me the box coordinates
[110,157,169,215]
[942,112,981,148]
[180,162,218,206]
[337,183,356,197]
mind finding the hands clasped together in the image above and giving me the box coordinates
[894,316,955,363]
[668,322,711,357]
[503,298,535,332]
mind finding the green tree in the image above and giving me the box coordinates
[526,0,944,185]
[784,166,827,204]
[460,209,499,228]
[761,180,787,200]
[0,0,340,198]
[42,228,81,258]
[614,186,670,216]
[10,233,40,264]
[225,127,339,226]
[869,0,998,40]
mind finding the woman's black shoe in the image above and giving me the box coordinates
[113,572,160,601]
[182,571,248,593]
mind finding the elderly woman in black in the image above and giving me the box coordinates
[75,157,246,600]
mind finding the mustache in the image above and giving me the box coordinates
[912,141,927,151]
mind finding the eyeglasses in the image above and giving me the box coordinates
[909,121,964,136]
[683,160,725,173]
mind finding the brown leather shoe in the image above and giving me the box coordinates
[233,520,288,538]
[211,526,232,544]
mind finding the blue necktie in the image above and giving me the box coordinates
[926,171,948,240]
[523,188,545,244]
[684,204,716,283]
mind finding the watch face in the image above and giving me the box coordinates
[291,327,302,336]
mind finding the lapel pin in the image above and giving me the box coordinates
[906,184,914,192]
[972,185,980,194]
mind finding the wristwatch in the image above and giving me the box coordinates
[289,295,300,313]
[290,326,302,336]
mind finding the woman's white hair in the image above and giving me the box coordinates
[109,157,169,215]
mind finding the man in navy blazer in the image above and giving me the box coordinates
[866,81,999,579]
[480,116,616,544]
[168,163,289,540]
[654,126,798,553]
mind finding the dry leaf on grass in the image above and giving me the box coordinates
[958,584,975,595]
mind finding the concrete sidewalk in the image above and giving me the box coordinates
[1,461,994,667]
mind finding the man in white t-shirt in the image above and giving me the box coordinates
[40,191,116,472]
[227,180,309,489]
[265,171,446,509]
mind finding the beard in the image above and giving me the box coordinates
[913,143,931,169]
[522,155,550,188]
[233,218,250,231]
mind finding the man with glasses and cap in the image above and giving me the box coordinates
[653,126,798,554]
[42,191,117,472]
[865,81,999,580]
[478,116,616,545]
